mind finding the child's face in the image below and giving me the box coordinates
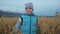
[25,8,32,14]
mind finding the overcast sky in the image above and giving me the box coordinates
[0,0,60,16]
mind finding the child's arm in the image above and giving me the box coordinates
[13,17,22,34]
[15,17,22,29]
[36,18,40,29]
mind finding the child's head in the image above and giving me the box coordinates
[25,3,33,14]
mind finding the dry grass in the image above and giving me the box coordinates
[0,17,19,34]
[38,16,60,34]
[0,16,60,34]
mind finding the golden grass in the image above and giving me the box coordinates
[0,16,60,34]
[0,17,19,34]
[38,16,60,34]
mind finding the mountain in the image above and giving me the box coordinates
[0,10,21,17]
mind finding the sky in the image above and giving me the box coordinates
[0,0,60,16]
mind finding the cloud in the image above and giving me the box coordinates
[0,0,60,16]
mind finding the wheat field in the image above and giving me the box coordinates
[0,16,60,34]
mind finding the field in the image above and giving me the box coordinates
[0,17,19,34]
[0,16,60,34]
[38,16,60,34]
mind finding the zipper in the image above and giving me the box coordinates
[29,15,31,34]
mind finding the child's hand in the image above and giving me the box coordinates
[35,24,40,29]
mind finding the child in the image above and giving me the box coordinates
[13,3,40,34]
